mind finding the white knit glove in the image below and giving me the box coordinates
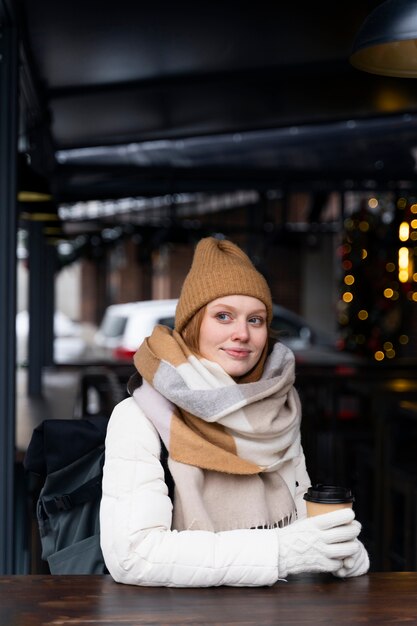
[333,539,369,578]
[277,508,361,578]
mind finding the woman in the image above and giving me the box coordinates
[100,237,369,586]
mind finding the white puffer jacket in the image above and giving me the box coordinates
[100,397,311,587]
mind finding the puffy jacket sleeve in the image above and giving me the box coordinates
[100,397,279,587]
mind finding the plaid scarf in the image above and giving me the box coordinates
[131,325,302,531]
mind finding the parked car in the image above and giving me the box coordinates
[93,300,179,361]
[93,298,344,364]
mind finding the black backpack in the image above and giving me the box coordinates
[24,415,172,574]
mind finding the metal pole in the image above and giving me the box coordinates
[28,220,45,394]
[0,2,18,574]
[44,243,56,366]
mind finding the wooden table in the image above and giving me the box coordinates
[1,573,417,625]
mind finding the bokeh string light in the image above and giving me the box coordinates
[338,196,416,360]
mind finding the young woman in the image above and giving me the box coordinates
[100,237,369,586]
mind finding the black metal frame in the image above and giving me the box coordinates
[0,0,18,574]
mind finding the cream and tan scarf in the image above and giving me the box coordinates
[131,325,303,532]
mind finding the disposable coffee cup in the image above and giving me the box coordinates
[303,484,354,517]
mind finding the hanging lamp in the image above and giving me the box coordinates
[18,153,65,244]
[350,0,417,77]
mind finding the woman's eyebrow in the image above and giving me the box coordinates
[209,303,266,314]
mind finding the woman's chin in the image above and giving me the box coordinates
[221,360,255,378]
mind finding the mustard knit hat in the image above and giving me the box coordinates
[175,237,273,333]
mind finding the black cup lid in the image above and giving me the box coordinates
[303,484,354,504]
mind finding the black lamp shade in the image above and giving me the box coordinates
[350,0,417,77]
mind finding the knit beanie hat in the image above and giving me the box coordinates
[175,237,273,333]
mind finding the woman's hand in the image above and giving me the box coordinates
[333,539,369,578]
[276,508,362,578]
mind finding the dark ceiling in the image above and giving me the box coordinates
[16,0,417,202]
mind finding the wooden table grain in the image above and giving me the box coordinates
[0,573,416,625]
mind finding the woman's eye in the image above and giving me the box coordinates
[249,316,265,326]
[215,312,231,322]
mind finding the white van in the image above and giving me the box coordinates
[94,299,177,360]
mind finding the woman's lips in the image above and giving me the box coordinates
[223,348,251,359]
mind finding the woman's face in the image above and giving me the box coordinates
[198,295,268,377]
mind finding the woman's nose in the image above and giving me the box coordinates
[231,320,249,341]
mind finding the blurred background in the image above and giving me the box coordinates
[3,0,417,574]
